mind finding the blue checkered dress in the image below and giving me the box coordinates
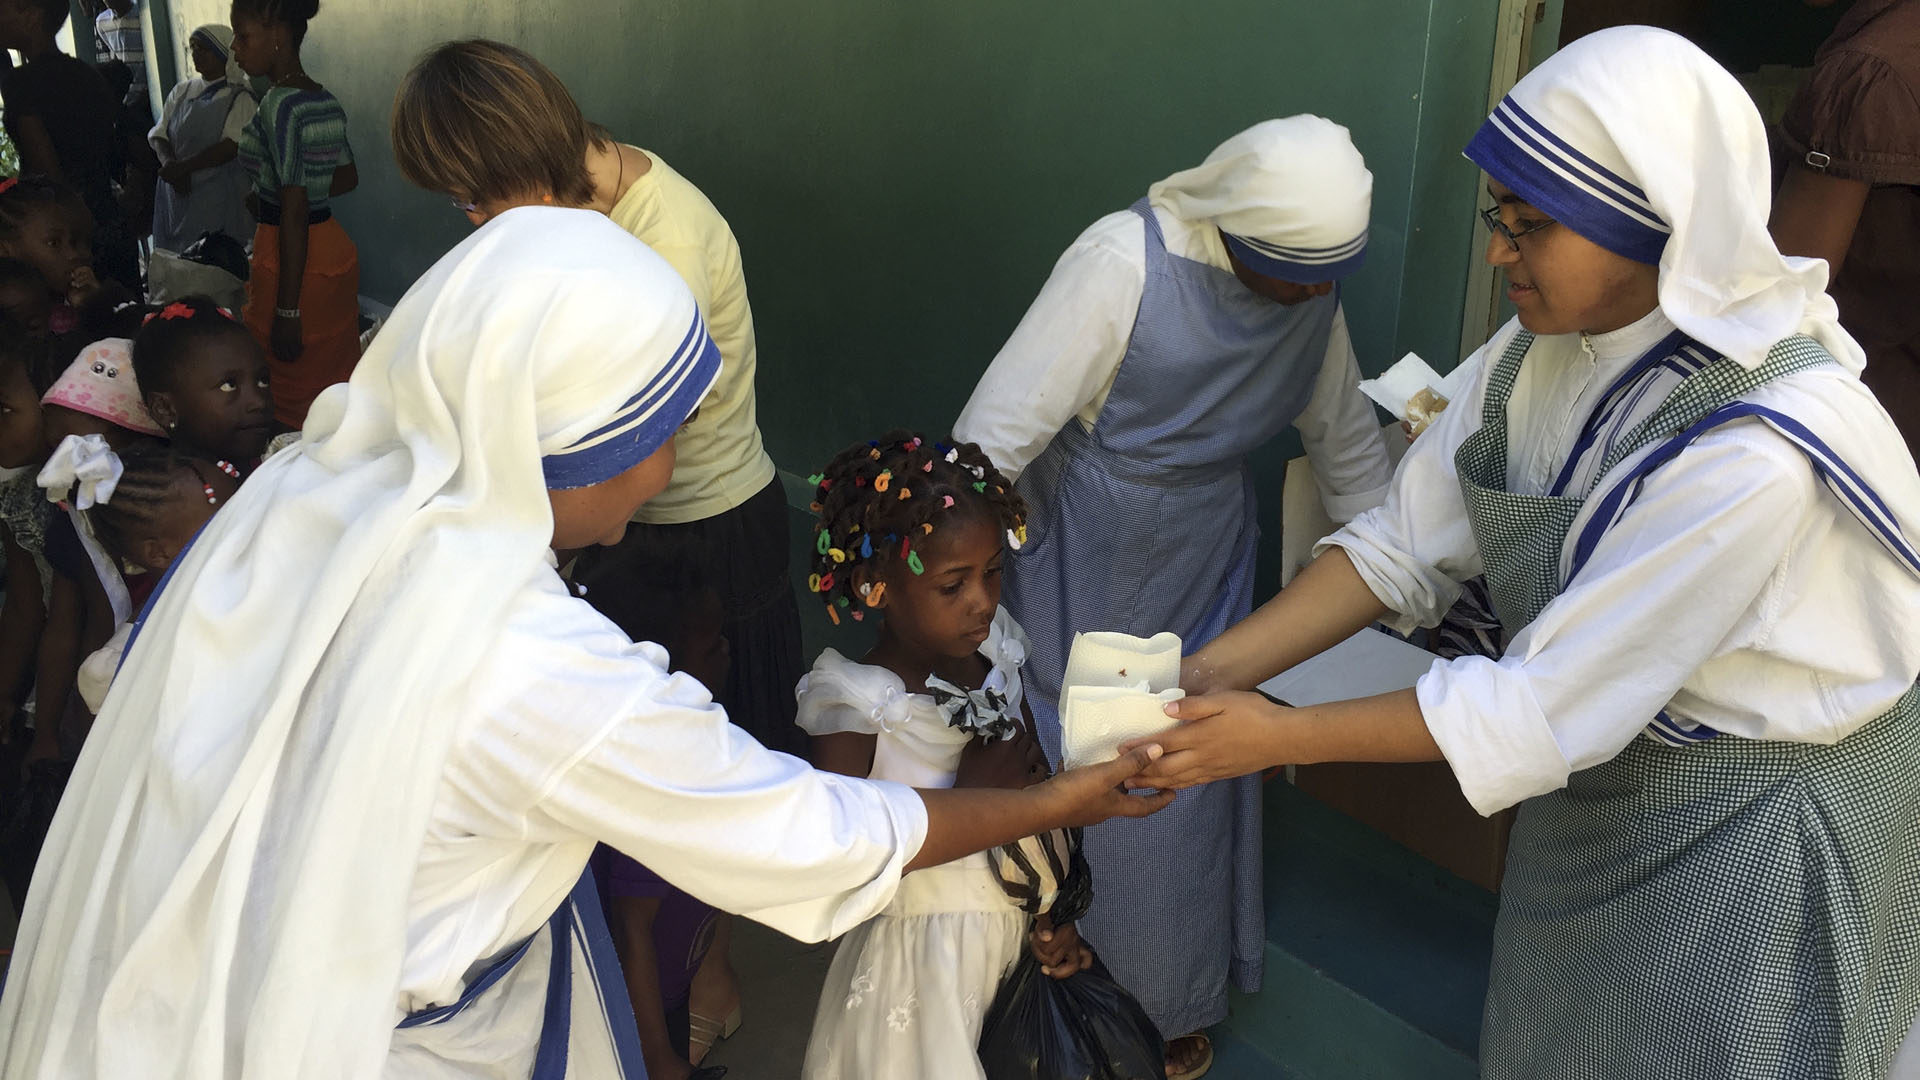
[1003,197,1338,1035]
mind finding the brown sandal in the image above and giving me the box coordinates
[1165,1031,1214,1080]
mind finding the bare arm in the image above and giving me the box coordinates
[1127,688,1439,790]
[329,161,358,197]
[1184,546,1390,693]
[170,138,239,174]
[12,115,63,181]
[276,184,310,310]
[811,730,876,778]
[1769,163,1870,280]
[907,747,1170,872]
[27,571,82,767]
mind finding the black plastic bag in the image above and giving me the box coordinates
[976,948,1165,1080]
[182,231,251,283]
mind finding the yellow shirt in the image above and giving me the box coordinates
[610,148,776,524]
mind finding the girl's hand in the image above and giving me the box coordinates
[272,314,304,364]
[1030,914,1094,979]
[66,267,100,308]
[1037,746,1174,828]
[1119,692,1284,790]
[956,728,1051,791]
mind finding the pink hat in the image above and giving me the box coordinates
[40,338,165,438]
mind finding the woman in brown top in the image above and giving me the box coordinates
[1771,0,1920,461]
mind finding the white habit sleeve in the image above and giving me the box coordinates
[1417,423,1817,816]
[953,214,1144,480]
[527,663,929,943]
[1293,304,1393,522]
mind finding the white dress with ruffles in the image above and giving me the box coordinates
[798,607,1032,1080]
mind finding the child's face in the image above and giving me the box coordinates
[0,279,52,339]
[131,466,240,572]
[1,204,91,299]
[669,590,732,694]
[875,514,1004,661]
[149,329,274,462]
[0,360,43,469]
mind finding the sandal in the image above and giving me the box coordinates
[1165,1031,1214,1080]
[687,1002,741,1066]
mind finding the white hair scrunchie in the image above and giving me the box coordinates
[38,434,123,510]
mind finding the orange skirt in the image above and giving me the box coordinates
[244,218,362,430]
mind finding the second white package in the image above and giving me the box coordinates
[1059,630,1185,769]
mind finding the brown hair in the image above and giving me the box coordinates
[390,39,600,208]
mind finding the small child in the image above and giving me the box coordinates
[797,431,1092,1080]
[26,340,165,764]
[0,258,54,342]
[133,297,277,467]
[71,440,241,713]
[576,539,732,1080]
[0,323,51,783]
[0,177,122,338]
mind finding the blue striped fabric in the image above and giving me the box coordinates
[1220,227,1366,283]
[541,314,720,491]
[237,85,353,211]
[1465,95,1670,265]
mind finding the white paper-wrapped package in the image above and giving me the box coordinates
[1059,631,1185,768]
[1357,352,1476,436]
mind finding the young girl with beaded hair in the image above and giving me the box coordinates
[797,431,1101,1080]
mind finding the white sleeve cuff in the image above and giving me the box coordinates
[1417,656,1572,816]
[1315,528,1463,635]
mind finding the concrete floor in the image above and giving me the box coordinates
[701,919,836,1080]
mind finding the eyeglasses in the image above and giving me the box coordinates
[1480,205,1555,252]
[450,197,478,214]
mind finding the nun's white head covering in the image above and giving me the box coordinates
[1465,25,1864,373]
[188,24,247,88]
[1149,115,1373,284]
[0,207,718,1075]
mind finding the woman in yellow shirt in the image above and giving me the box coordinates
[395,39,799,1069]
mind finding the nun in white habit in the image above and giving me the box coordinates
[953,115,1393,1075]
[0,207,1167,1078]
[1124,27,1920,1079]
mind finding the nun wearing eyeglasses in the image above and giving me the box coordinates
[953,116,1393,1078]
[1119,26,1920,1079]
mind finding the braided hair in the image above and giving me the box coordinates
[0,176,73,250]
[132,296,249,395]
[233,0,321,45]
[807,430,1026,625]
[87,443,234,572]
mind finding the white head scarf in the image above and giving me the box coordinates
[0,207,719,1077]
[1148,115,1373,284]
[188,24,247,88]
[1465,25,1864,373]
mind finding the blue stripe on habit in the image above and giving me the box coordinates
[541,315,720,491]
[1465,99,1669,266]
[1222,231,1366,284]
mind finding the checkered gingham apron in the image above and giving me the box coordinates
[1463,329,1920,1079]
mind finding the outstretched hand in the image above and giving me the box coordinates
[1039,745,1174,828]
[1119,691,1284,790]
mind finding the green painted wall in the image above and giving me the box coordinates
[160,0,1504,592]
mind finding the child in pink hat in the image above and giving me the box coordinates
[39,339,166,451]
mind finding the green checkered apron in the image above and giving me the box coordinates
[1461,330,1920,1079]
